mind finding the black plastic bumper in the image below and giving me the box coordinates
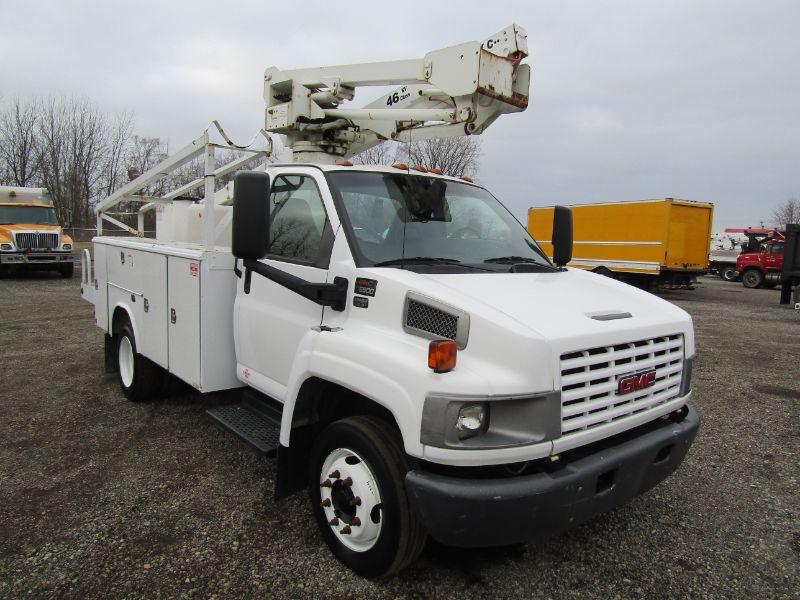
[405,406,700,547]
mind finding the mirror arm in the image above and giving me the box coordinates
[242,258,348,311]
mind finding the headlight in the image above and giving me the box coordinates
[421,392,561,449]
[456,403,486,439]
[0,243,12,251]
[62,243,72,250]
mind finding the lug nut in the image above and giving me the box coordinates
[339,525,352,535]
[320,479,332,488]
[341,476,353,487]
[321,498,331,507]
[329,517,339,526]
[349,496,362,507]
[328,470,340,479]
[350,517,361,527]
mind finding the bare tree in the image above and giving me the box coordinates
[772,198,800,227]
[353,141,398,166]
[396,136,481,176]
[36,97,132,227]
[0,98,41,186]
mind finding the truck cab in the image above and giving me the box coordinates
[737,236,785,288]
[0,186,75,277]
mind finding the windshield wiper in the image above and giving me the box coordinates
[373,256,497,272]
[484,256,558,272]
[373,256,463,267]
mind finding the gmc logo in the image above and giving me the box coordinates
[617,370,657,395]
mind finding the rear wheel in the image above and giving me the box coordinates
[116,321,163,402]
[742,269,764,289]
[720,266,738,282]
[309,416,426,578]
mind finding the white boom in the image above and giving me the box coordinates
[264,24,531,162]
[94,25,530,243]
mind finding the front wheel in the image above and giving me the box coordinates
[309,416,426,578]
[742,269,764,289]
[59,263,74,278]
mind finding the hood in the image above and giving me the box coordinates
[367,266,695,356]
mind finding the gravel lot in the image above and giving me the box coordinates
[1,272,798,598]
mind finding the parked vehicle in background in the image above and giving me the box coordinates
[736,231,786,289]
[709,228,781,283]
[528,199,714,289]
[0,186,74,277]
[779,224,800,308]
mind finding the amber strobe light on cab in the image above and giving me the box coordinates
[428,340,457,373]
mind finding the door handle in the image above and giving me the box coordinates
[170,308,177,324]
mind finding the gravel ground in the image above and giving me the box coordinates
[1,272,798,599]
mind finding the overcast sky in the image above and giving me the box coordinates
[1,0,798,229]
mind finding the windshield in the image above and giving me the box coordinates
[329,172,552,271]
[0,205,58,225]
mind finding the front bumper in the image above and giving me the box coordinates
[405,405,699,547]
[0,251,74,265]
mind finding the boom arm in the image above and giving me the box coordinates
[263,24,531,162]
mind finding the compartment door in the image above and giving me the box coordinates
[168,256,201,389]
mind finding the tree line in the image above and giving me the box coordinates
[0,96,219,229]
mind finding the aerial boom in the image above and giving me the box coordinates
[264,24,531,162]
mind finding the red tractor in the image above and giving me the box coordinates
[736,230,785,288]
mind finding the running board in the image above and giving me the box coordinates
[206,391,282,455]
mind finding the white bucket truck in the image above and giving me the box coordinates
[81,25,699,577]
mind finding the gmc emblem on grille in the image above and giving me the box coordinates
[617,370,657,395]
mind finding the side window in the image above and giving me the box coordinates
[771,244,783,254]
[268,175,328,264]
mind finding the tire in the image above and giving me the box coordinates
[308,416,427,578]
[116,321,163,402]
[60,263,74,278]
[742,269,764,289]
[720,266,738,282]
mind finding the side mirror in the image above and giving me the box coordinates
[232,171,271,260]
[552,205,573,268]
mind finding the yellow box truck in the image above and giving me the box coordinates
[528,198,714,288]
[0,186,75,277]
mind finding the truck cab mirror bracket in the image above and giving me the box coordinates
[242,259,348,311]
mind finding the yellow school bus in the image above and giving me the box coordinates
[528,198,714,287]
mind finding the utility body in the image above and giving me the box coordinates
[81,26,699,577]
[0,186,74,277]
[528,199,713,289]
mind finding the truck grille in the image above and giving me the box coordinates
[559,334,684,434]
[14,232,59,250]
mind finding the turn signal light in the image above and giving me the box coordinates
[428,340,457,373]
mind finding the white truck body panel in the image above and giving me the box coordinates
[87,237,240,393]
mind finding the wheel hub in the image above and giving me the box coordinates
[320,448,382,552]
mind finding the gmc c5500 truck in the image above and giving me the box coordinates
[0,186,74,277]
[80,26,699,577]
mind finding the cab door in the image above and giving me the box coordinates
[764,243,783,271]
[234,170,338,401]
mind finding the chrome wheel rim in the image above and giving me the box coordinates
[319,448,382,552]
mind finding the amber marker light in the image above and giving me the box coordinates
[428,340,457,373]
